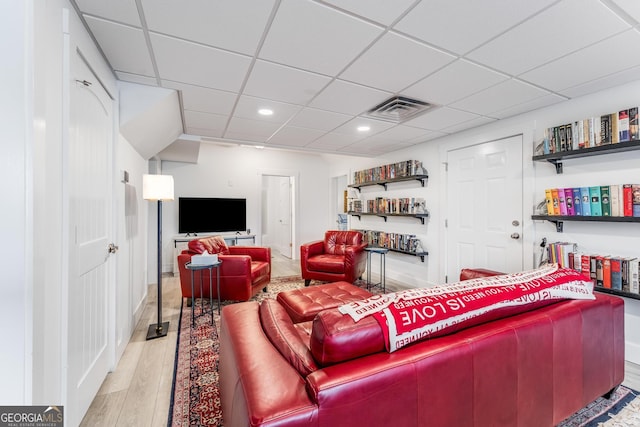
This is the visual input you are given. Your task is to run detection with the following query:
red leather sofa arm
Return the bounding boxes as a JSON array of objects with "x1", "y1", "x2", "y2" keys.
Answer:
[
  {"x1": 459, "y1": 267, "x2": 504, "y2": 281},
  {"x1": 229, "y1": 245, "x2": 271, "y2": 262},
  {"x1": 300, "y1": 240, "x2": 324, "y2": 259}
]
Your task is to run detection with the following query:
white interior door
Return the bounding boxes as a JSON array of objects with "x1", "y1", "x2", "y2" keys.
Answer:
[
  {"x1": 446, "y1": 135, "x2": 523, "y2": 282},
  {"x1": 67, "y1": 51, "x2": 114, "y2": 426},
  {"x1": 277, "y1": 177, "x2": 292, "y2": 258}
]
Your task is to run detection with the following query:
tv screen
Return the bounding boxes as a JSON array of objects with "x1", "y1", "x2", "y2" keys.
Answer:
[{"x1": 178, "y1": 197, "x2": 247, "y2": 234}]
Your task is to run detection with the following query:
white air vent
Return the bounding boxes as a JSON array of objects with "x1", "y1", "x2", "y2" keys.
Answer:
[{"x1": 366, "y1": 96, "x2": 434, "y2": 123}]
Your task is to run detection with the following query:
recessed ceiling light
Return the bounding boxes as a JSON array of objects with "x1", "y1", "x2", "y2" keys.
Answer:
[
  {"x1": 258, "y1": 108, "x2": 273, "y2": 116},
  {"x1": 357, "y1": 125, "x2": 370, "y2": 132}
]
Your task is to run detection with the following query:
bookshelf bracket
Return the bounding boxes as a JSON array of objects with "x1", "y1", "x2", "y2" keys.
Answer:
[
  {"x1": 547, "y1": 160, "x2": 563, "y2": 174},
  {"x1": 554, "y1": 220, "x2": 564, "y2": 232},
  {"x1": 416, "y1": 177, "x2": 427, "y2": 187},
  {"x1": 376, "y1": 183, "x2": 387, "y2": 190}
]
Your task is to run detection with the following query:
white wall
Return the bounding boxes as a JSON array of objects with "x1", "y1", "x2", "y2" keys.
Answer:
[{"x1": 1, "y1": 0, "x2": 31, "y2": 404}]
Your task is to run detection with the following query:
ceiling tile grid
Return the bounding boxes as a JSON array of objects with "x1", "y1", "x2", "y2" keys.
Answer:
[{"x1": 73, "y1": 0, "x2": 640, "y2": 158}]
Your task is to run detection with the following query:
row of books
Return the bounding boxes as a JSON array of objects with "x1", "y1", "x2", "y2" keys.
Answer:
[
  {"x1": 547, "y1": 242, "x2": 639, "y2": 293},
  {"x1": 541, "y1": 107, "x2": 639, "y2": 155},
  {"x1": 349, "y1": 197, "x2": 427, "y2": 214},
  {"x1": 544, "y1": 185, "x2": 640, "y2": 217},
  {"x1": 356, "y1": 229, "x2": 424, "y2": 254},
  {"x1": 353, "y1": 160, "x2": 424, "y2": 185}
]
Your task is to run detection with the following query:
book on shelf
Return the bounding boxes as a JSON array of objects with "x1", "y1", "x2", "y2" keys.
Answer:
[
  {"x1": 619, "y1": 110, "x2": 630, "y2": 142},
  {"x1": 610, "y1": 257, "x2": 622, "y2": 290},
  {"x1": 610, "y1": 184, "x2": 620, "y2": 217},
  {"x1": 600, "y1": 114, "x2": 611, "y2": 145},
  {"x1": 603, "y1": 257, "x2": 612, "y2": 289},
  {"x1": 564, "y1": 188, "x2": 575, "y2": 215},
  {"x1": 623, "y1": 184, "x2": 633, "y2": 216},
  {"x1": 572, "y1": 187, "x2": 582, "y2": 216},
  {"x1": 551, "y1": 188, "x2": 561, "y2": 215},
  {"x1": 590, "y1": 255, "x2": 598, "y2": 282},
  {"x1": 545, "y1": 189, "x2": 554, "y2": 215},
  {"x1": 630, "y1": 259, "x2": 640, "y2": 294},
  {"x1": 581, "y1": 254, "x2": 592, "y2": 280},
  {"x1": 610, "y1": 112, "x2": 619, "y2": 144},
  {"x1": 630, "y1": 107, "x2": 639, "y2": 140},
  {"x1": 558, "y1": 188, "x2": 568, "y2": 215},
  {"x1": 589, "y1": 186, "x2": 602, "y2": 216},
  {"x1": 600, "y1": 185, "x2": 611, "y2": 216},
  {"x1": 595, "y1": 256, "x2": 605, "y2": 287},
  {"x1": 580, "y1": 187, "x2": 591, "y2": 216},
  {"x1": 621, "y1": 258, "x2": 630, "y2": 293},
  {"x1": 633, "y1": 184, "x2": 640, "y2": 217}
]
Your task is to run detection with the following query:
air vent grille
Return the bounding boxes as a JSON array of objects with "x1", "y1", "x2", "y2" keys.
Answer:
[{"x1": 366, "y1": 96, "x2": 434, "y2": 123}]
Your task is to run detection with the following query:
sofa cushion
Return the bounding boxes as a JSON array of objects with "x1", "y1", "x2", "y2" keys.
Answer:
[
  {"x1": 259, "y1": 299, "x2": 318, "y2": 377},
  {"x1": 310, "y1": 308, "x2": 385, "y2": 366},
  {"x1": 188, "y1": 236, "x2": 230, "y2": 255},
  {"x1": 251, "y1": 261, "x2": 270, "y2": 282},
  {"x1": 306, "y1": 254, "x2": 346, "y2": 274},
  {"x1": 323, "y1": 230, "x2": 361, "y2": 255}
]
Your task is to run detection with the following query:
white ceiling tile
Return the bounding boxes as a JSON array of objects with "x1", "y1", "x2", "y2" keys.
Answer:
[
  {"x1": 150, "y1": 33, "x2": 252, "y2": 91},
  {"x1": 233, "y1": 96, "x2": 301, "y2": 123},
  {"x1": 77, "y1": 0, "x2": 141, "y2": 26},
  {"x1": 560, "y1": 64, "x2": 640, "y2": 98},
  {"x1": 141, "y1": 0, "x2": 275, "y2": 55},
  {"x1": 307, "y1": 132, "x2": 356, "y2": 149},
  {"x1": 224, "y1": 116, "x2": 281, "y2": 142},
  {"x1": 268, "y1": 126, "x2": 325, "y2": 146},
  {"x1": 340, "y1": 32, "x2": 455, "y2": 93},
  {"x1": 332, "y1": 117, "x2": 395, "y2": 136},
  {"x1": 440, "y1": 116, "x2": 496, "y2": 134},
  {"x1": 521, "y1": 29, "x2": 640, "y2": 92},
  {"x1": 404, "y1": 59, "x2": 509, "y2": 106},
  {"x1": 489, "y1": 93, "x2": 565, "y2": 119},
  {"x1": 288, "y1": 108, "x2": 351, "y2": 131},
  {"x1": 184, "y1": 110, "x2": 228, "y2": 131},
  {"x1": 467, "y1": 0, "x2": 631, "y2": 75},
  {"x1": 394, "y1": 0, "x2": 555, "y2": 55},
  {"x1": 609, "y1": 0, "x2": 640, "y2": 23},
  {"x1": 372, "y1": 125, "x2": 432, "y2": 142},
  {"x1": 259, "y1": 0, "x2": 383, "y2": 76},
  {"x1": 450, "y1": 79, "x2": 551, "y2": 116},
  {"x1": 84, "y1": 17, "x2": 154, "y2": 76},
  {"x1": 403, "y1": 107, "x2": 480, "y2": 131},
  {"x1": 322, "y1": 0, "x2": 416, "y2": 26},
  {"x1": 116, "y1": 71, "x2": 158, "y2": 86},
  {"x1": 309, "y1": 80, "x2": 391, "y2": 115},
  {"x1": 243, "y1": 60, "x2": 332, "y2": 105},
  {"x1": 162, "y1": 81, "x2": 237, "y2": 115}
]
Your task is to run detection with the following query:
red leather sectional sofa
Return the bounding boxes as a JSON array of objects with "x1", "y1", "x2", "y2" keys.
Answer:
[{"x1": 219, "y1": 268, "x2": 624, "y2": 427}]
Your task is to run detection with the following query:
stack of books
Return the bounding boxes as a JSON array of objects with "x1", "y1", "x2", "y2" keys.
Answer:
[{"x1": 544, "y1": 185, "x2": 640, "y2": 217}]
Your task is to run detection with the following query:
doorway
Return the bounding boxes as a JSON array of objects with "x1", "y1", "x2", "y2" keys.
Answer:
[
  {"x1": 261, "y1": 174, "x2": 294, "y2": 259},
  {"x1": 445, "y1": 135, "x2": 524, "y2": 282}
]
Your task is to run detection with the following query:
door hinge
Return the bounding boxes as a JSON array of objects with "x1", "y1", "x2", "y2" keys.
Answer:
[{"x1": 445, "y1": 219, "x2": 448, "y2": 228}]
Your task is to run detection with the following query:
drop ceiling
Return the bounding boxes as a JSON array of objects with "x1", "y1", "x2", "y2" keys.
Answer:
[{"x1": 73, "y1": 0, "x2": 640, "y2": 157}]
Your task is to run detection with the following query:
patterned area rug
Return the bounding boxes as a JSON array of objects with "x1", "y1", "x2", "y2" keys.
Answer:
[{"x1": 168, "y1": 276, "x2": 640, "y2": 427}]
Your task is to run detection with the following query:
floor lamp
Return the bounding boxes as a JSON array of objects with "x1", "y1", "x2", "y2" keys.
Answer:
[{"x1": 143, "y1": 174, "x2": 174, "y2": 340}]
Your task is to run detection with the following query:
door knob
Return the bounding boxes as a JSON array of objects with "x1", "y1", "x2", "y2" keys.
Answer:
[
  {"x1": 108, "y1": 243, "x2": 119, "y2": 254},
  {"x1": 510, "y1": 233, "x2": 520, "y2": 239}
]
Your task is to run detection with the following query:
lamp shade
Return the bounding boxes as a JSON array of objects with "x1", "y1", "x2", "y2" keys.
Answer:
[{"x1": 143, "y1": 174, "x2": 174, "y2": 201}]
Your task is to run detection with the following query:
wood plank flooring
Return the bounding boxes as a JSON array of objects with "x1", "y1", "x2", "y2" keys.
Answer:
[{"x1": 81, "y1": 254, "x2": 640, "y2": 425}]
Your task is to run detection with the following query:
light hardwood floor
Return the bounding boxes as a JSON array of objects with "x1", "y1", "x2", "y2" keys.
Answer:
[{"x1": 81, "y1": 255, "x2": 640, "y2": 425}]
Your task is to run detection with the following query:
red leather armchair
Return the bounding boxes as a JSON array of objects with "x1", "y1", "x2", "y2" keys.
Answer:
[
  {"x1": 177, "y1": 236, "x2": 270, "y2": 302},
  {"x1": 300, "y1": 230, "x2": 367, "y2": 286}
]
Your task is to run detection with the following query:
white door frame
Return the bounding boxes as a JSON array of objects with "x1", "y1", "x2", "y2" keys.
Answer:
[{"x1": 438, "y1": 124, "x2": 537, "y2": 283}]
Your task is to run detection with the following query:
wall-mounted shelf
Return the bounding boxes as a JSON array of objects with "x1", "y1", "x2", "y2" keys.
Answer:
[
  {"x1": 366, "y1": 246, "x2": 428, "y2": 262},
  {"x1": 532, "y1": 139, "x2": 640, "y2": 174},
  {"x1": 348, "y1": 174, "x2": 428, "y2": 191},
  {"x1": 531, "y1": 214, "x2": 640, "y2": 232},
  {"x1": 348, "y1": 211, "x2": 429, "y2": 224},
  {"x1": 594, "y1": 287, "x2": 640, "y2": 301}
]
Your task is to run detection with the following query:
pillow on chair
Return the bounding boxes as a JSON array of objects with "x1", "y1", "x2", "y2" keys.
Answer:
[{"x1": 188, "y1": 236, "x2": 230, "y2": 255}]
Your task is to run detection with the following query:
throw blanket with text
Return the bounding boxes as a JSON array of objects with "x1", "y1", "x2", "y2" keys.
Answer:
[{"x1": 338, "y1": 265, "x2": 594, "y2": 352}]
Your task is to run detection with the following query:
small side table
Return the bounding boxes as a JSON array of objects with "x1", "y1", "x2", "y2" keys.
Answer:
[
  {"x1": 185, "y1": 260, "x2": 222, "y2": 325},
  {"x1": 364, "y1": 246, "x2": 389, "y2": 293}
]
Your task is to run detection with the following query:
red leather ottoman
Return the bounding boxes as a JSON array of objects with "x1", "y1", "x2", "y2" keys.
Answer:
[{"x1": 276, "y1": 281, "x2": 372, "y2": 323}]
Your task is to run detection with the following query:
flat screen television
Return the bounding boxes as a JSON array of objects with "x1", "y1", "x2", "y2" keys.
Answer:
[{"x1": 178, "y1": 197, "x2": 247, "y2": 234}]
